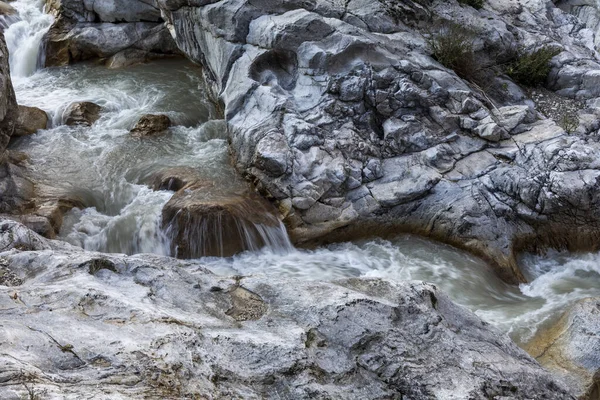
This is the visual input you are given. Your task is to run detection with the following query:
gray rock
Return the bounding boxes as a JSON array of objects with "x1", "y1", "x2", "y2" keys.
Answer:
[{"x1": 0, "y1": 219, "x2": 576, "y2": 399}]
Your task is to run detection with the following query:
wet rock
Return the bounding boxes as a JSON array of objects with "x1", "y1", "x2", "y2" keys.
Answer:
[
  {"x1": 0, "y1": 220, "x2": 576, "y2": 398},
  {"x1": 526, "y1": 297, "x2": 600, "y2": 399},
  {"x1": 14, "y1": 105, "x2": 48, "y2": 136},
  {"x1": 63, "y1": 101, "x2": 102, "y2": 126},
  {"x1": 130, "y1": 114, "x2": 171, "y2": 137},
  {"x1": 162, "y1": 188, "x2": 284, "y2": 258}
]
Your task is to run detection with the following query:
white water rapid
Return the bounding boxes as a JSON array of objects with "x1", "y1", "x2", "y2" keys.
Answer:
[{"x1": 4, "y1": 0, "x2": 600, "y2": 346}]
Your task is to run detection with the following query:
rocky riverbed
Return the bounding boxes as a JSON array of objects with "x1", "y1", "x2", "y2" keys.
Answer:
[{"x1": 1, "y1": 0, "x2": 600, "y2": 398}]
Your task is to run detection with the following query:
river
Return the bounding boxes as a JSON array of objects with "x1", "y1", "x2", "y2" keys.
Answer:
[{"x1": 4, "y1": 0, "x2": 600, "y2": 347}]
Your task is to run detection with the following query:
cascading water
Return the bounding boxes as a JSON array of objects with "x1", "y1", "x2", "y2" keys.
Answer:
[
  {"x1": 3, "y1": 0, "x2": 600, "y2": 349},
  {"x1": 3, "y1": 0, "x2": 53, "y2": 79}
]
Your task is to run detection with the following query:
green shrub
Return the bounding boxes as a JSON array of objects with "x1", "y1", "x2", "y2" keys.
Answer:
[
  {"x1": 428, "y1": 24, "x2": 478, "y2": 80},
  {"x1": 506, "y1": 46, "x2": 561, "y2": 87},
  {"x1": 458, "y1": 0, "x2": 484, "y2": 9}
]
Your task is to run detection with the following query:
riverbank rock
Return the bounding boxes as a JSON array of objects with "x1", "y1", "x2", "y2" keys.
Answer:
[
  {"x1": 162, "y1": 188, "x2": 286, "y2": 258},
  {"x1": 154, "y1": 0, "x2": 600, "y2": 283},
  {"x1": 14, "y1": 105, "x2": 48, "y2": 136},
  {"x1": 526, "y1": 297, "x2": 600, "y2": 399},
  {"x1": 63, "y1": 101, "x2": 101, "y2": 126},
  {"x1": 43, "y1": 0, "x2": 180, "y2": 66},
  {"x1": 130, "y1": 114, "x2": 171, "y2": 137},
  {"x1": 0, "y1": 218, "x2": 576, "y2": 399},
  {"x1": 0, "y1": 32, "x2": 17, "y2": 161}
]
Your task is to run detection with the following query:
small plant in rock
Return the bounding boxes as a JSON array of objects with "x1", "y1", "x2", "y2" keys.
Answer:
[
  {"x1": 506, "y1": 46, "x2": 561, "y2": 87},
  {"x1": 458, "y1": 0, "x2": 484, "y2": 9},
  {"x1": 428, "y1": 24, "x2": 478, "y2": 80},
  {"x1": 560, "y1": 114, "x2": 579, "y2": 134}
]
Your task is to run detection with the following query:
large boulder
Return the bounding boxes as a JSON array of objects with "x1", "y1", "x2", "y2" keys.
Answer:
[
  {"x1": 526, "y1": 297, "x2": 600, "y2": 399},
  {"x1": 156, "y1": 0, "x2": 600, "y2": 283},
  {"x1": 0, "y1": 219, "x2": 576, "y2": 399},
  {"x1": 43, "y1": 0, "x2": 180, "y2": 66},
  {"x1": 14, "y1": 105, "x2": 48, "y2": 136}
]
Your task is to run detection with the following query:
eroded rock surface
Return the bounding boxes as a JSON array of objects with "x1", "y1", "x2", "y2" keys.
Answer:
[
  {"x1": 152, "y1": 0, "x2": 600, "y2": 283},
  {"x1": 43, "y1": 0, "x2": 180, "y2": 66},
  {"x1": 527, "y1": 297, "x2": 600, "y2": 399},
  {"x1": 0, "y1": 219, "x2": 576, "y2": 399}
]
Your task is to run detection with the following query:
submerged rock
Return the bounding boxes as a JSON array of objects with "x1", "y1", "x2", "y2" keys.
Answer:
[
  {"x1": 14, "y1": 105, "x2": 48, "y2": 136},
  {"x1": 526, "y1": 297, "x2": 600, "y2": 399},
  {"x1": 0, "y1": 219, "x2": 576, "y2": 399},
  {"x1": 130, "y1": 114, "x2": 171, "y2": 137},
  {"x1": 63, "y1": 101, "x2": 101, "y2": 126}
]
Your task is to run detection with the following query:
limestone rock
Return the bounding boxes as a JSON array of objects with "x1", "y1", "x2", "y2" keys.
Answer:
[
  {"x1": 14, "y1": 105, "x2": 48, "y2": 136},
  {"x1": 130, "y1": 114, "x2": 171, "y2": 137},
  {"x1": 527, "y1": 297, "x2": 600, "y2": 399},
  {"x1": 0, "y1": 219, "x2": 576, "y2": 399},
  {"x1": 63, "y1": 101, "x2": 101, "y2": 126}
]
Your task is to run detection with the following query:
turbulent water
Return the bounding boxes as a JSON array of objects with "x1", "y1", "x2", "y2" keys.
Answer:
[{"x1": 4, "y1": 0, "x2": 600, "y2": 346}]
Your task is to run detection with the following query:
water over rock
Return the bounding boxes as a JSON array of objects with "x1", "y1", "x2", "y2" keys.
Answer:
[
  {"x1": 526, "y1": 297, "x2": 600, "y2": 399},
  {"x1": 14, "y1": 105, "x2": 48, "y2": 136},
  {"x1": 0, "y1": 218, "x2": 577, "y2": 399},
  {"x1": 162, "y1": 187, "x2": 289, "y2": 258}
]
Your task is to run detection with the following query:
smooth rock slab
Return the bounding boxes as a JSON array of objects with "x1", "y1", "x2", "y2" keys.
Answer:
[
  {"x1": 0, "y1": 219, "x2": 575, "y2": 399},
  {"x1": 526, "y1": 297, "x2": 600, "y2": 399}
]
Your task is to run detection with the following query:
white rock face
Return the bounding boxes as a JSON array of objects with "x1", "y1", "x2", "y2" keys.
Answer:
[{"x1": 0, "y1": 219, "x2": 575, "y2": 399}]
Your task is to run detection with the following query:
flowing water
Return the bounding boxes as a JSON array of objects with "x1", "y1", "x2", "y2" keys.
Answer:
[{"x1": 4, "y1": 0, "x2": 600, "y2": 346}]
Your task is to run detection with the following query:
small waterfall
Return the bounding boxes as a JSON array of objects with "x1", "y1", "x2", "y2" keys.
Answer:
[
  {"x1": 163, "y1": 191, "x2": 293, "y2": 258},
  {"x1": 2, "y1": 0, "x2": 54, "y2": 78}
]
